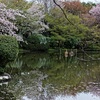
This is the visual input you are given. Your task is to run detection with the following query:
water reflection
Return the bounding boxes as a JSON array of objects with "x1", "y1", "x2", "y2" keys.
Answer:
[
  {"x1": 55, "y1": 93, "x2": 100, "y2": 100},
  {"x1": 0, "y1": 84, "x2": 16, "y2": 100},
  {"x1": 0, "y1": 51, "x2": 100, "y2": 100}
]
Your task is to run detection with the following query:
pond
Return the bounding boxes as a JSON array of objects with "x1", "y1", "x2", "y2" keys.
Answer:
[{"x1": 0, "y1": 51, "x2": 100, "y2": 100}]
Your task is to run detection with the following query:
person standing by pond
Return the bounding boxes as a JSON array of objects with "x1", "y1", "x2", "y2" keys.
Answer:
[
  {"x1": 65, "y1": 49, "x2": 68, "y2": 58},
  {"x1": 64, "y1": 49, "x2": 74, "y2": 58},
  {"x1": 69, "y1": 50, "x2": 74, "y2": 57}
]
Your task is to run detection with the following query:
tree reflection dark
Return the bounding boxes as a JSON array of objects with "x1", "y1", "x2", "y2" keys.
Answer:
[{"x1": 1, "y1": 52, "x2": 100, "y2": 100}]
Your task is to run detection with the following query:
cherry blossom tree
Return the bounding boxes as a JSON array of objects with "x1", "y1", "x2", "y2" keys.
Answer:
[
  {"x1": 27, "y1": 2, "x2": 49, "y2": 32},
  {"x1": 0, "y1": 3, "x2": 25, "y2": 41},
  {"x1": 89, "y1": 4, "x2": 100, "y2": 24},
  {"x1": 30, "y1": 0, "x2": 58, "y2": 13}
]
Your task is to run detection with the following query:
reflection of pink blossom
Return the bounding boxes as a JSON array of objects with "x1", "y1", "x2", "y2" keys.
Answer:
[
  {"x1": 0, "y1": 3, "x2": 25, "y2": 41},
  {"x1": 87, "y1": 82, "x2": 100, "y2": 97},
  {"x1": 89, "y1": 4, "x2": 100, "y2": 23}
]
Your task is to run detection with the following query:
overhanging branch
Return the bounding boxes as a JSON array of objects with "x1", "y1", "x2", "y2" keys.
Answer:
[{"x1": 53, "y1": 0, "x2": 74, "y2": 25}]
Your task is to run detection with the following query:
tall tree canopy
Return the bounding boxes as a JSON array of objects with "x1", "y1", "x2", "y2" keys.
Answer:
[{"x1": 0, "y1": 0, "x2": 32, "y2": 10}]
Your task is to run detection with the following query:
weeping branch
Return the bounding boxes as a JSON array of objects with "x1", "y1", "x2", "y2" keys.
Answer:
[
  {"x1": 77, "y1": 57, "x2": 100, "y2": 62},
  {"x1": 81, "y1": 49, "x2": 95, "y2": 60}
]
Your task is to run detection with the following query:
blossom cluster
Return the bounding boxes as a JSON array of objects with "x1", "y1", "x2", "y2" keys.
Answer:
[
  {"x1": 0, "y1": 3, "x2": 25, "y2": 40},
  {"x1": 89, "y1": 4, "x2": 100, "y2": 23},
  {"x1": 27, "y1": 3, "x2": 49, "y2": 32}
]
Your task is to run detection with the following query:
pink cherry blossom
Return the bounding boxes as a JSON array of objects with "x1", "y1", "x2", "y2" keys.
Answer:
[
  {"x1": 89, "y1": 4, "x2": 100, "y2": 23},
  {"x1": 0, "y1": 3, "x2": 25, "y2": 41}
]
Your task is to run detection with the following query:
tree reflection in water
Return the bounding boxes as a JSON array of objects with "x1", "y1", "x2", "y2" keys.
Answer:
[
  {"x1": 0, "y1": 84, "x2": 16, "y2": 100},
  {"x1": 0, "y1": 51, "x2": 100, "y2": 100}
]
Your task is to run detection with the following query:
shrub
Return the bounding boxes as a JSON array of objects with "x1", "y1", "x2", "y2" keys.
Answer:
[
  {"x1": 22, "y1": 34, "x2": 50, "y2": 51},
  {"x1": 0, "y1": 35, "x2": 19, "y2": 67}
]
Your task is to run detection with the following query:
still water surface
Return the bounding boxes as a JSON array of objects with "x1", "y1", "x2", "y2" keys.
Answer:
[{"x1": 0, "y1": 51, "x2": 100, "y2": 100}]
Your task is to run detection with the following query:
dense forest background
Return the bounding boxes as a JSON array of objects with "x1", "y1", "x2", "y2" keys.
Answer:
[{"x1": 0, "y1": 0, "x2": 100, "y2": 66}]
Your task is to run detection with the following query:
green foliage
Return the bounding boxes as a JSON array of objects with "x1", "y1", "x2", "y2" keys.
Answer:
[
  {"x1": 44, "y1": 8, "x2": 90, "y2": 48},
  {"x1": 16, "y1": 14, "x2": 38, "y2": 36},
  {"x1": 22, "y1": 34, "x2": 50, "y2": 51},
  {"x1": 0, "y1": 0, "x2": 32, "y2": 11},
  {"x1": 0, "y1": 35, "x2": 19, "y2": 67},
  {"x1": 6, "y1": 58, "x2": 23, "y2": 69}
]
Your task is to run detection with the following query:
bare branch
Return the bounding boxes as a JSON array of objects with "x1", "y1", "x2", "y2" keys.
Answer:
[{"x1": 53, "y1": 0, "x2": 74, "y2": 25}]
